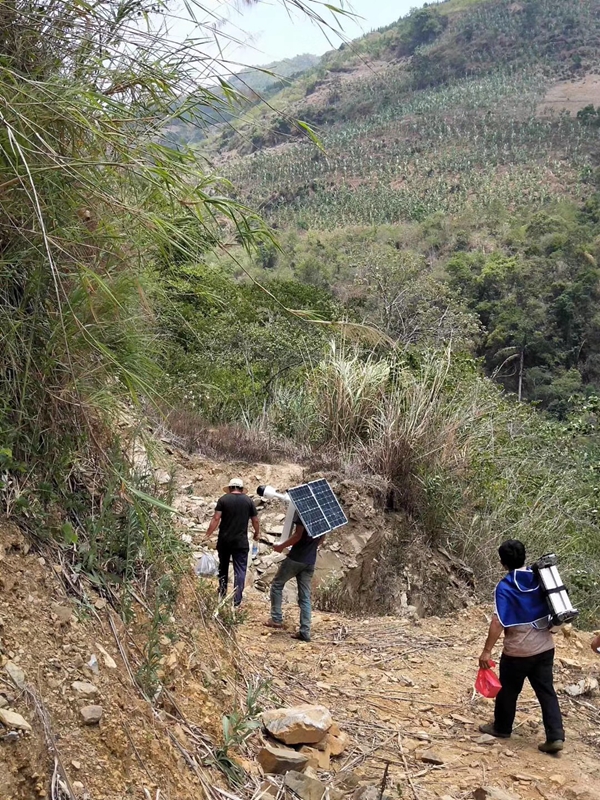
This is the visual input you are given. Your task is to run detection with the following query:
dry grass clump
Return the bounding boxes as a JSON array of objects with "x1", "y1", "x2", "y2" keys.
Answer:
[{"x1": 155, "y1": 406, "x2": 301, "y2": 464}]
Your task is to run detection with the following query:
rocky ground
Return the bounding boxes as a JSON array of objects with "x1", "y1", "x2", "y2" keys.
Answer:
[
  {"x1": 2, "y1": 448, "x2": 600, "y2": 800},
  {"x1": 236, "y1": 592, "x2": 600, "y2": 800}
]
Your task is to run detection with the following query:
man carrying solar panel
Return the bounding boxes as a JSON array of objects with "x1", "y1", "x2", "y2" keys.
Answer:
[{"x1": 265, "y1": 513, "x2": 323, "y2": 642}]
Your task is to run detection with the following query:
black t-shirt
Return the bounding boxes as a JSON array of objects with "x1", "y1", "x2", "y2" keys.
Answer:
[
  {"x1": 288, "y1": 519, "x2": 322, "y2": 566},
  {"x1": 215, "y1": 492, "x2": 258, "y2": 550}
]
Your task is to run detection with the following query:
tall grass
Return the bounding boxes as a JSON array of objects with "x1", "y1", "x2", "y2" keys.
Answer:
[
  {"x1": 311, "y1": 341, "x2": 390, "y2": 448},
  {"x1": 293, "y1": 341, "x2": 600, "y2": 621}
]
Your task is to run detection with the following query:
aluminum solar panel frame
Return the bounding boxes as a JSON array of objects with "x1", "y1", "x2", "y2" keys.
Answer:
[{"x1": 287, "y1": 479, "x2": 347, "y2": 539}]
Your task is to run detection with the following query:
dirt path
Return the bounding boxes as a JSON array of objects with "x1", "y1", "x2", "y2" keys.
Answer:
[{"x1": 238, "y1": 593, "x2": 600, "y2": 800}]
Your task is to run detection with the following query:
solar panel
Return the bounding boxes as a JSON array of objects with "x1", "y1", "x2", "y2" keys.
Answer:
[{"x1": 287, "y1": 479, "x2": 347, "y2": 539}]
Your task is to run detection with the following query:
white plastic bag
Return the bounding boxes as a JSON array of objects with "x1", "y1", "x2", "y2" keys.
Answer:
[{"x1": 195, "y1": 552, "x2": 218, "y2": 577}]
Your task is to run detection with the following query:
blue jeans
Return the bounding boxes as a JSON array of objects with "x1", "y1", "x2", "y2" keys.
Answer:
[{"x1": 270, "y1": 557, "x2": 314, "y2": 639}]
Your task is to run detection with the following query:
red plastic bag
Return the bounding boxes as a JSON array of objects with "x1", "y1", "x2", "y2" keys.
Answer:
[{"x1": 475, "y1": 662, "x2": 502, "y2": 699}]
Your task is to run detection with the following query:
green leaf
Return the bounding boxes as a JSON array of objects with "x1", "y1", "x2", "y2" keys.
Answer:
[
  {"x1": 296, "y1": 120, "x2": 324, "y2": 151},
  {"x1": 61, "y1": 522, "x2": 78, "y2": 545},
  {"x1": 123, "y1": 484, "x2": 179, "y2": 515}
]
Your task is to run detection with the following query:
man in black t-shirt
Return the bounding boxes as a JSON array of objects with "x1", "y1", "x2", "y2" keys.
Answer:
[
  {"x1": 205, "y1": 478, "x2": 259, "y2": 607},
  {"x1": 265, "y1": 514, "x2": 324, "y2": 642}
]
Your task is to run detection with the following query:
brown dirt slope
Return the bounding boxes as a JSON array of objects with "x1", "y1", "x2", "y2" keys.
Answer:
[
  {"x1": 0, "y1": 521, "x2": 241, "y2": 800},
  {"x1": 538, "y1": 75, "x2": 600, "y2": 115}
]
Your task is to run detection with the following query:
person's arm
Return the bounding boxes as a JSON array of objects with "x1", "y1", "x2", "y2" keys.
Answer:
[
  {"x1": 251, "y1": 515, "x2": 260, "y2": 541},
  {"x1": 274, "y1": 523, "x2": 303, "y2": 553},
  {"x1": 479, "y1": 615, "x2": 504, "y2": 669},
  {"x1": 205, "y1": 510, "x2": 222, "y2": 540}
]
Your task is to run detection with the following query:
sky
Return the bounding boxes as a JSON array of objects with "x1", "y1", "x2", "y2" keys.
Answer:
[{"x1": 166, "y1": 0, "x2": 424, "y2": 71}]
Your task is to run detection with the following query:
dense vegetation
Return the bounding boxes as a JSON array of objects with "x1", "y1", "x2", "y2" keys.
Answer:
[
  {"x1": 0, "y1": 0, "x2": 277, "y2": 597},
  {"x1": 3, "y1": 0, "x2": 600, "y2": 625}
]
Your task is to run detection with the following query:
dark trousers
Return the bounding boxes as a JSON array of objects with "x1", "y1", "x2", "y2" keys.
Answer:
[
  {"x1": 494, "y1": 649, "x2": 564, "y2": 742},
  {"x1": 217, "y1": 546, "x2": 248, "y2": 606}
]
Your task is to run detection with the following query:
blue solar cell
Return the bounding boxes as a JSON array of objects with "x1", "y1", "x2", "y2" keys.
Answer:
[{"x1": 288, "y1": 479, "x2": 347, "y2": 538}]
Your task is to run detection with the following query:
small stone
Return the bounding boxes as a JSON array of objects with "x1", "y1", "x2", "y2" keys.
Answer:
[
  {"x1": 261, "y1": 705, "x2": 332, "y2": 745},
  {"x1": 257, "y1": 744, "x2": 309, "y2": 775},
  {"x1": 73, "y1": 782, "x2": 84, "y2": 792},
  {"x1": 326, "y1": 728, "x2": 349, "y2": 756},
  {"x1": 559, "y1": 658, "x2": 581, "y2": 668},
  {"x1": 336, "y1": 772, "x2": 360, "y2": 792},
  {"x1": 300, "y1": 745, "x2": 330, "y2": 770},
  {"x1": 564, "y1": 677, "x2": 598, "y2": 697},
  {"x1": 472, "y1": 788, "x2": 521, "y2": 800},
  {"x1": 95, "y1": 643, "x2": 117, "y2": 670},
  {"x1": 549, "y1": 775, "x2": 566, "y2": 786},
  {"x1": 0, "y1": 708, "x2": 32, "y2": 732},
  {"x1": 155, "y1": 469, "x2": 172, "y2": 485},
  {"x1": 71, "y1": 761, "x2": 81, "y2": 770},
  {"x1": 51, "y1": 604, "x2": 72, "y2": 625},
  {"x1": 257, "y1": 780, "x2": 279, "y2": 798},
  {"x1": 285, "y1": 770, "x2": 339, "y2": 800},
  {"x1": 86, "y1": 655, "x2": 99, "y2": 674},
  {"x1": 475, "y1": 734, "x2": 498, "y2": 745},
  {"x1": 71, "y1": 681, "x2": 98, "y2": 697},
  {"x1": 420, "y1": 749, "x2": 445, "y2": 765},
  {"x1": 80, "y1": 705, "x2": 102, "y2": 725},
  {"x1": 4, "y1": 661, "x2": 25, "y2": 689},
  {"x1": 451, "y1": 714, "x2": 476, "y2": 725},
  {"x1": 565, "y1": 786, "x2": 600, "y2": 800}
]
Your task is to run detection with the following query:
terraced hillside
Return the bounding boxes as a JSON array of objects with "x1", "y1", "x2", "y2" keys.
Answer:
[{"x1": 218, "y1": 0, "x2": 600, "y2": 228}]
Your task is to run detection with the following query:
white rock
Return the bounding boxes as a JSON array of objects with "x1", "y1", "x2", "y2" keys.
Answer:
[
  {"x1": 95, "y1": 643, "x2": 117, "y2": 669},
  {"x1": 0, "y1": 708, "x2": 32, "y2": 732},
  {"x1": 71, "y1": 681, "x2": 98, "y2": 697},
  {"x1": 262, "y1": 705, "x2": 332, "y2": 745}
]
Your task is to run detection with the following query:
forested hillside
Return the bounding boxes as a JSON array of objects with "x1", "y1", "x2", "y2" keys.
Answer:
[{"x1": 199, "y1": 0, "x2": 600, "y2": 416}]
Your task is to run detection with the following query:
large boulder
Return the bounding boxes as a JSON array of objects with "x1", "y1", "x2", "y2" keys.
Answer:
[
  {"x1": 262, "y1": 705, "x2": 332, "y2": 745},
  {"x1": 257, "y1": 744, "x2": 309, "y2": 775}
]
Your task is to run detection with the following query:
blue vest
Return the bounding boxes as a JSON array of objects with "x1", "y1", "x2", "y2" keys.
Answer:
[{"x1": 494, "y1": 568, "x2": 550, "y2": 628}]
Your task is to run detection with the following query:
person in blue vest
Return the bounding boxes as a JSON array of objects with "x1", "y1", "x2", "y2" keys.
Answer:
[{"x1": 478, "y1": 539, "x2": 564, "y2": 753}]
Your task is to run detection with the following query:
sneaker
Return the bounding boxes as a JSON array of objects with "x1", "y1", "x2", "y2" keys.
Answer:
[
  {"x1": 478, "y1": 722, "x2": 511, "y2": 739},
  {"x1": 538, "y1": 740, "x2": 564, "y2": 754},
  {"x1": 264, "y1": 620, "x2": 284, "y2": 629},
  {"x1": 291, "y1": 632, "x2": 311, "y2": 642}
]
